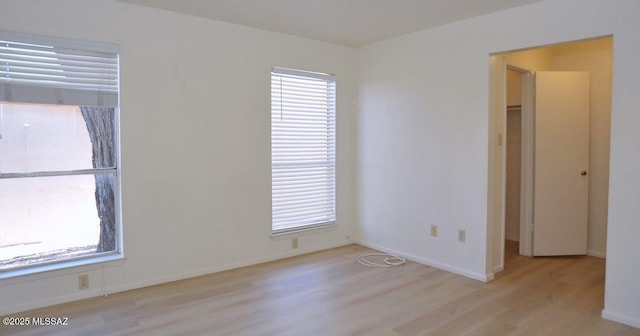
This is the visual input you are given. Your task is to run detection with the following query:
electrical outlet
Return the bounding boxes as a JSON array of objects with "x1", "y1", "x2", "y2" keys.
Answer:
[
  {"x1": 292, "y1": 238, "x2": 298, "y2": 249},
  {"x1": 78, "y1": 274, "x2": 89, "y2": 290},
  {"x1": 430, "y1": 225, "x2": 438, "y2": 237},
  {"x1": 458, "y1": 229, "x2": 466, "y2": 243}
]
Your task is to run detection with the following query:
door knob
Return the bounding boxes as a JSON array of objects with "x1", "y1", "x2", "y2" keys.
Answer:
[{"x1": 581, "y1": 171, "x2": 587, "y2": 176}]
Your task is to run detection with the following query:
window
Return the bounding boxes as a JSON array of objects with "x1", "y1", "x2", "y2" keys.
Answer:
[
  {"x1": 0, "y1": 32, "x2": 120, "y2": 273},
  {"x1": 271, "y1": 67, "x2": 336, "y2": 233}
]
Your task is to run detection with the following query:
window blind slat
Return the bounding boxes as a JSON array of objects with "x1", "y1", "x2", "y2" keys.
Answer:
[
  {"x1": 272, "y1": 192, "x2": 334, "y2": 201},
  {"x1": 0, "y1": 72, "x2": 118, "y2": 86},
  {"x1": 0, "y1": 60, "x2": 115, "y2": 75},
  {"x1": 273, "y1": 202, "x2": 335, "y2": 214},
  {"x1": 0, "y1": 53, "x2": 118, "y2": 69},
  {"x1": 272, "y1": 139, "x2": 334, "y2": 148},
  {"x1": 273, "y1": 171, "x2": 334, "y2": 178},
  {"x1": 0, "y1": 37, "x2": 119, "y2": 107},
  {"x1": 272, "y1": 180, "x2": 335, "y2": 189},
  {"x1": 273, "y1": 175, "x2": 334, "y2": 183},
  {"x1": 271, "y1": 67, "x2": 336, "y2": 232},
  {"x1": 273, "y1": 208, "x2": 335, "y2": 220}
]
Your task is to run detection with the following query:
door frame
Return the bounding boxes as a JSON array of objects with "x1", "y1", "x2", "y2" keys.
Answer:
[
  {"x1": 510, "y1": 64, "x2": 534, "y2": 257},
  {"x1": 487, "y1": 56, "x2": 534, "y2": 274}
]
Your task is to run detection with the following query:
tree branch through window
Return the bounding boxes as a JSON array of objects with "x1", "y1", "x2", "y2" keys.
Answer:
[{"x1": 81, "y1": 107, "x2": 116, "y2": 253}]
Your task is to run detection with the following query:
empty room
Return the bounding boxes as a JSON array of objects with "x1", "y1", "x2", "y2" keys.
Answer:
[{"x1": 1, "y1": 0, "x2": 640, "y2": 335}]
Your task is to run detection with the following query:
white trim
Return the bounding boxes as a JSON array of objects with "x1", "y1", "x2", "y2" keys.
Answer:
[
  {"x1": 0, "y1": 256, "x2": 124, "y2": 283},
  {"x1": 0, "y1": 168, "x2": 115, "y2": 179},
  {"x1": 487, "y1": 55, "x2": 506, "y2": 275},
  {"x1": 587, "y1": 249, "x2": 606, "y2": 259},
  {"x1": 515, "y1": 67, "x2": 535, "y2": 257},
  {"x1": 1, "y1": 287, "x2": 106, "y2": 317},
  {"x1": 488, "y1": 58, "x2": 536, "y2": 271},
  {"x1": 355, "y1": 239, "x2": 492, "y2": 282},
  {"x1": 602, "y1": 309, "x2": 640, "y2": 329},
  {"x1": 114, "y1": 106, "x2": 124, "y2": 267}
]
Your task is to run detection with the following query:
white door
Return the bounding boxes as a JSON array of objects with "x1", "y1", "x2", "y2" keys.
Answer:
[{"x1": 533, "y1": 71, "x2": 590, "y2": 256}]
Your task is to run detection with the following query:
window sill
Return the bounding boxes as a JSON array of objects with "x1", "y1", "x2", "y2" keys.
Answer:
[
  {"x1": 271, "y1": 222, "x2": 337, "y2": 240},
  {"x1": 0, "y1": 253, "x2": 125, "y2": 283}
]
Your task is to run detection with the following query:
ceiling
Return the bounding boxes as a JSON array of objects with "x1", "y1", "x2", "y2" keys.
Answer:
[{"x1": 120, "y1": 0, "x2": 542, "y2": 47}]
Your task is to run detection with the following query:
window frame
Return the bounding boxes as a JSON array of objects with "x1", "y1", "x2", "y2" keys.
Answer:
[
  {"x1": 270, "y1": 67, "x2": 337, "y2": 235},
  {"x1": 0, "y1": 31, "x2": 123, "y2": 277}
]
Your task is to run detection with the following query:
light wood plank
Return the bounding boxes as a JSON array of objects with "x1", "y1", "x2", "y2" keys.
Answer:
[{"x1": 1, "y1": 244, "x2": 638, "y2": 336}]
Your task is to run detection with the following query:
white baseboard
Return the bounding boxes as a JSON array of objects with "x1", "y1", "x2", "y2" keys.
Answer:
[
  {"x1": 1, "y1": 288, "x2": 107, "y2": 316},
  {"x1": 587, "y1": 249, "x2": 606, "y2": 259},
  {"x1": 602, "y1": 309, "x2": 640, "y2": 329},
  {"x1": 3, "y1": 240, "x2": 352, "y2": 316},
  {"x1": 109, "y1": 239, "x2": 353, "y2": 295},
  {"x1": 354, "y1": 239, "x2": 492, "y2": 282}
]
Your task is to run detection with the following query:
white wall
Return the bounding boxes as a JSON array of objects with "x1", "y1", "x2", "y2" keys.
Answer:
[
  {"x1": 356, "y1": 0, "x2": 640, "y2": 328},
  {"x1": 0, "y1": 0, "x2": 356, "y2": 314}
]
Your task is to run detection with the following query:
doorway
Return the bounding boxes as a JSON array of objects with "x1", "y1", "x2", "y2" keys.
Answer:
[{"x1": 489, "y1": 36, "x2": 613, "y2": 272}]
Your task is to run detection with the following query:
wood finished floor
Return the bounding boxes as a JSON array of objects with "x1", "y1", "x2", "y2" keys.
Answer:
[{"x1": 2, "y1": 243, "x2": 639, "y2": 336}]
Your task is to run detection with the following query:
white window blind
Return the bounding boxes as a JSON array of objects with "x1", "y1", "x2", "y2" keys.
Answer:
[
  {"x1": 271, "y1": 67, "x2": 336, "y2": 233},
  {"x1": 0, "y1": 31, "x2": 119, "y2": 107}
]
